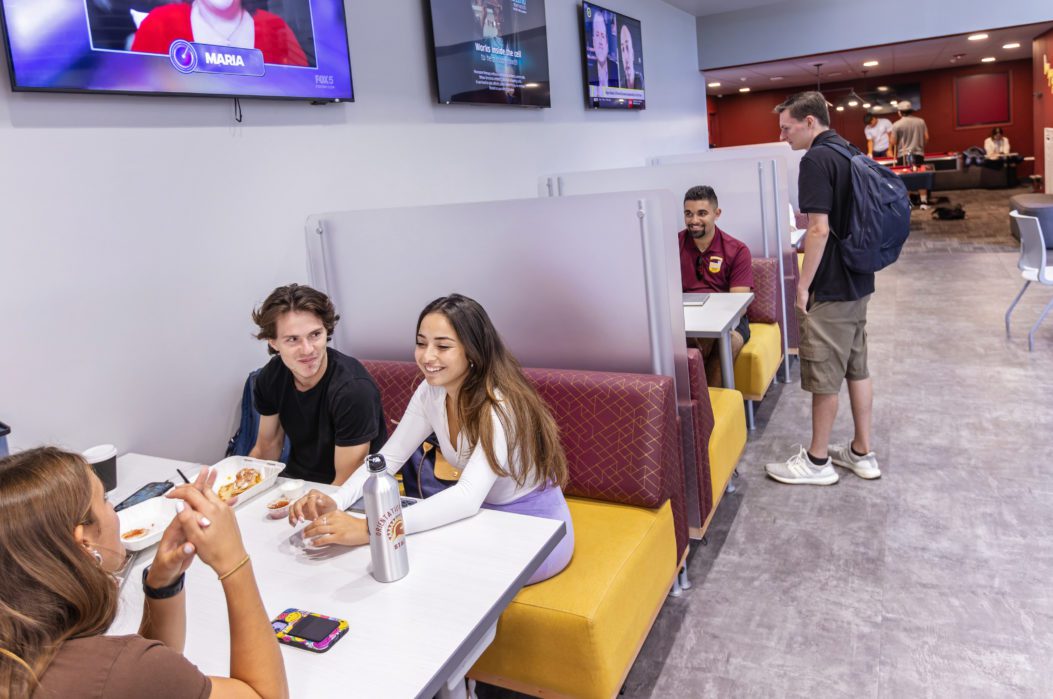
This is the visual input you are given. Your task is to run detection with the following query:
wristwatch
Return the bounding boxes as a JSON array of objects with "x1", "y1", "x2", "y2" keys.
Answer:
[{"x1": 142, "y1": 566, "x2": 186, "y2": 600}]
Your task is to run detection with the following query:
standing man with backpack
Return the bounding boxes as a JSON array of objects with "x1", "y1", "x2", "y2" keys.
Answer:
[{"x1": 766, "y1": 91, "x2": 886, "y2": 485}]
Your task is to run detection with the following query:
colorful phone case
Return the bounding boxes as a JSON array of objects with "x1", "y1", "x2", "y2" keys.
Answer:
[{"x1": 271, "y1": 608, "x2": 349, "y2": 653}]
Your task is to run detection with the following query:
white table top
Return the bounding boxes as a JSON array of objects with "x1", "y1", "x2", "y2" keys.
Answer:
[
  {"x1": 683, "y1": 292, "x2": 755, "y2": 338},
  {"x1": 110, "y1": 454, "x2": 563, "y2": 698}
]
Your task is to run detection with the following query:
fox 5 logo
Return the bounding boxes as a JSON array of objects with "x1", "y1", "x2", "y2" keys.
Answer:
[{"x1": 315, "y1": 74, "x2": 334, "y2": 85}]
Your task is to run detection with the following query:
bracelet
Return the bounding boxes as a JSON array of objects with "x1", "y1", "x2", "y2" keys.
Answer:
[
  {"x1": 218, "y1": 554, "x2": 251, "y2": 581},
  {"x1": 142, "y1": 566, "x2": 185, "y2": 600}
]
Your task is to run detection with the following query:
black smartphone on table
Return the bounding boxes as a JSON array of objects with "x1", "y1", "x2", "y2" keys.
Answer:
[{"x1": 114, "y1": 481, "x2": 174, "y2": 512}]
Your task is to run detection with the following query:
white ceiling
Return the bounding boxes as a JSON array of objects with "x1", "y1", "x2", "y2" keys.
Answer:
[
  {"x1": 703, "y1": 22, "x2": 1053, "y2": 95},
  {"x1": 663, "y1": 0, "x2": 791, "y2": 16}
]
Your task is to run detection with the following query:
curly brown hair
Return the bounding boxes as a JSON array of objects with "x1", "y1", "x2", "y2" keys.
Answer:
[{"x1": 252, "y1": 284, "x2": 339, "y2": 355}]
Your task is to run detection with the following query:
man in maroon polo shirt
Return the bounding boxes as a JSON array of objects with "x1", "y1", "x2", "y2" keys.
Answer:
[{"x1": 679, "y1": 185, "x2": 754, "y2": 387}]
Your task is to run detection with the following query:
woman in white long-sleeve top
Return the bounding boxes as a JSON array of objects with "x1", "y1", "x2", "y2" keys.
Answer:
[{"x1": 290, "y1": 293, "x2": 574, "y2": 585}]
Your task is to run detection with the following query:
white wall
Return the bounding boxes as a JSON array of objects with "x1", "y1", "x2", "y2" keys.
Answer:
[
  {"x1": 0, "y1": 0, "x2": 708, "y2": 464},
  {"x1": 698, "y1": 0, "x2": 1053, "y2": 69}
]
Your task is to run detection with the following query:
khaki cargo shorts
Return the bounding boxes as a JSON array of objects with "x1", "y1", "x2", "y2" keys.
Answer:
[{"x1": 798, "y1": 295, "x2": 871, "y2": 394}]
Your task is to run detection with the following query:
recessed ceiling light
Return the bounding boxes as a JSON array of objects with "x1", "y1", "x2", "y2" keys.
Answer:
[
  {"x1": 863, "y1": 60, "x2": 879, "y2": 67},
  {"x1": 739, "y1": 87, "x2": 751, "y2": 93},
  {"x1": 828, "y1": 71, "x2": 842, "y2": 77},
  {"x1": 835, "y1": 105, "x2": 845, "y2": 111},
  {"x1": 968, "y1": 33, "x2": 988, "y2": 41},
  {"x1": 707, "y1": 82, "x2": 721, "y2": 87},
  {"x1": 1003, "y1": 42, "x2": 1020, "y2": 49},
  {"x1": 877, "y1": 86, "x2": 889, "y2": 92},
  {"x1": 524, "y1": 82, "x2": 540, "y2": 88},
  {"x1": 848, "y1": 100, "x2": 858, "y2": 107},
  {"x1": 981, "y1": 56, "x2": 996, "y2": 63},
  {"x1": 770, "y1": 76, "x2": 784, "y2": 81}
]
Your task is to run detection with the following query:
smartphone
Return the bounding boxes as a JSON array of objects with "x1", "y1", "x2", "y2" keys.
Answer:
[
  {"x1": 114, "y1": 481, "x2": 174, "y2": 512},
  {"x1": 347, "y1": 495, "x2": 418, "y2": 514},
  {"x1": 272, "y1": 609, "x2": 349, "y2": 653}
]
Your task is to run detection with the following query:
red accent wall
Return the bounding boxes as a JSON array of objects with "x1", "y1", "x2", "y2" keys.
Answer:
[
  {"x1": 1033, "y1": 29, "x2": 1053, "y2": 178},
  {"x1": 710, "y1": 59, "x2": 1034, "y2": 171}
]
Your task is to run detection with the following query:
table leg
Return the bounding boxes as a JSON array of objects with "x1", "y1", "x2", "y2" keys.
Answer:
[{"x1": 719, "y1": 331, "x2": 735, "y2": 390}]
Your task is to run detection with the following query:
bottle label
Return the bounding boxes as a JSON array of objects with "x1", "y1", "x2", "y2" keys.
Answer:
[{"x1": 373, "y1": 506, "x2": 406, "y2": 550}]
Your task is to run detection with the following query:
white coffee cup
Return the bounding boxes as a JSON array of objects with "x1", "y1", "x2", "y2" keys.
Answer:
[{"x1": 83, "y1": 444, "x2": 118, "y2": 492}]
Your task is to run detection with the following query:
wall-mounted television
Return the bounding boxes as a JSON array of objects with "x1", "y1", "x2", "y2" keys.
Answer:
[
  {"x1": 0, "y1": 0, "x2": 353, "y2": 101},
  {"x1": 427, "y1": 0, "x2": 550, "y2": 108},
  {"x1": 581, "y1": 1, "x2": 644, "y2": 110}
]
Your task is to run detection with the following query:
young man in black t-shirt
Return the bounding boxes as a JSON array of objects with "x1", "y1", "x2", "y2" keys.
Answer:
[
  {"x1": 765, "y1": 91, "x2": 881, "y2": 486},
  {"x1": 249, "y1": 284, "x2": 386, "y2": 485}
]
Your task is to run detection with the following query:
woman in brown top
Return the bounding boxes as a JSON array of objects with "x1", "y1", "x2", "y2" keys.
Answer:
[{"x1": 0, "y1": 447, "x2": 288, "y2": 699}]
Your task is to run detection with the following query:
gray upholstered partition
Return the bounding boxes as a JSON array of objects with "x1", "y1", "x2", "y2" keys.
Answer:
[
  {"x1": 540, "y1": 155, "x2": 795, "y2": 377},
  {"x1": 306, "y1": 191, "x2": 685, "y2": 393},
  {"x1": 648, "y1": 142, "x2": 805, "y2": 211}
]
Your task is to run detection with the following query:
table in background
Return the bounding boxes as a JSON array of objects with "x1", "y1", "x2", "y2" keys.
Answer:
[
  {"x1": 110, "y1": 454, "x2": 564, "y2": 698},
  {"x1": 890, "y1": 166, "x2": 935, "y2": 193},
  {"x1": 683, "y1": 292, "x2": 754, "y2": 391}
]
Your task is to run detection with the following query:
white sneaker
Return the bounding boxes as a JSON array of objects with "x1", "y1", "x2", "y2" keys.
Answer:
[
  {"x1": 765, "y1": 446, "x2": 839, "y2": 485},
  {"x1": 829, "y1": 444, "x2": 881, "y2": 479}
]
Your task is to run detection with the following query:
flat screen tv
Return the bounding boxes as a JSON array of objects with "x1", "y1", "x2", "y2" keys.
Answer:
[
  {"x1": 428, "y1": 0, "x2": 550, "y2": 108},
  {"x1": 581, "y1": 1, "x2": 644, "y2": 110},
  {"x1": 0, "y1": 0, "x2": 353, "y2": 101}
]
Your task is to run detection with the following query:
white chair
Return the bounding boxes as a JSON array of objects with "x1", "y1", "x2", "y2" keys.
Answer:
[{"x1": 1005, "y1": 211, "x2": 1053, "y2": 351}]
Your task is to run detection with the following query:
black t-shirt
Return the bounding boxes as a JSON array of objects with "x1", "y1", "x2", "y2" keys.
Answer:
[
  {"x1": 798, "y1": 129, "x2": 876, "y2": 302},
  {"x1": 253, "y1": 348, "x2": 386, "y2": 483}
]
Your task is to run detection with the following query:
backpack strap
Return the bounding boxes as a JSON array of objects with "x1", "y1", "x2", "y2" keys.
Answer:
[{"x1": 820, "y1": 140, "x2": 857, "y2": 161}]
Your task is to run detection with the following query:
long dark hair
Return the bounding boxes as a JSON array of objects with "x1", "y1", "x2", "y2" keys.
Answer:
[
  {"x1": 417, "y1": 294, "x2": 568, "y2": 488},
  {"x1": 0, "y1": 448, "x2": 119, "y2": 697}
]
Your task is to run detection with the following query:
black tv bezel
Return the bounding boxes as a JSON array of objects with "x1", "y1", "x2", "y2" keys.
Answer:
[
  {"x1": 424, "y1": 0, "x2": 552, "y2": 109},
  {"x1": 0, "y1": 0, "x2": 355, "y2": 103},
  {"x1": 580, "y1": 0, "x2": 645, "y2": 111}
]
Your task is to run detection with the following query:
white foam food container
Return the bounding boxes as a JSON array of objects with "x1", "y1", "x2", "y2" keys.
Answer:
[
  {"x1": 198, "y1": 456, "x2": 284, "y2": 508},
  {"x1": 117, "y1": 496, "x2": 178, "y2": 552}
]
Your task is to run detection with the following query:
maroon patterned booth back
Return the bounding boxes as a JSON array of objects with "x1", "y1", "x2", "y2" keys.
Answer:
[
  {"x1": 747, "y1": 257, "x2": 779, "y2": 324},
  {"x1": 360, "y1": 360, "x2": 421, "y2": 433},
  {"x1": 685, "y1": 349, "x2": 715, "y2": 522},
  {"x1": 360, "y1": 359, "x2": 688, "y2": 560}
]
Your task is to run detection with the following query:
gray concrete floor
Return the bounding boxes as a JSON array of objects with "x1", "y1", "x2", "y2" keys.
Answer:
[{"x1": 480, "y1": 188, "x2": 1053, "y2": 699}]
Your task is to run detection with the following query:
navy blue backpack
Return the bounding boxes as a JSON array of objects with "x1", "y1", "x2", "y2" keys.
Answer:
[
  {"x1": 823, "y1": 141, "x2": 912, "y2": 273},
  {"x1": 226, "y1": 368, "x2": 291, "y2": 462}
]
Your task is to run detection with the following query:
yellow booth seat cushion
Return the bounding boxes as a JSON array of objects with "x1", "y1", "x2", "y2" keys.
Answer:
[
  {"x1": 708, "y1": 387, "x2": 747, "y2": 507},
  {"x1": 470, "y1": 497, "x2": 676, "y2": 699},
  {"x1": 733, "y1": 322, "x2": 783, "y2": 401}
]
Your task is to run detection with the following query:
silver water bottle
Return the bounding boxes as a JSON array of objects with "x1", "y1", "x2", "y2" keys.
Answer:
[{"x1": 362, "y1": 454, "x2": 409, "y2": 582}]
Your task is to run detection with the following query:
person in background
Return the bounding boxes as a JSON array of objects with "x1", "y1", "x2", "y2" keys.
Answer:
[
  {"x1": 249, "y1": 284, "x2": 386, "y2": 486},
  {"x1": 770, "y1": 91, "x2": 880, "y2": 487},
  {"x1": 618, "y1": 23, "x2": 643, "y2": 91},
  {"x1": 863, "y1": 112, "x2": 893, "y2": 158},
  {"x1": 889, "y1": 101, "x2": 930, "y2": 206},
  {"x1": 587, "y1": 9, "x2": 619, "y2": 89},
  {"x1": 678, "y1": 185, "x2": 754, "y2": 387},
  {"x1": 0, "y1": 447, "x2": 287, "y2": 699},
  {"x1": 984, "y1": 127, "x2": 1011, "y2": 158}
]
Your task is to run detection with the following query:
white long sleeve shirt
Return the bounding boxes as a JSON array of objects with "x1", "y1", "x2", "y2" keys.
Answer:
[{"x1": 331, "y1": 381, "x2": 542, "y2": 534}]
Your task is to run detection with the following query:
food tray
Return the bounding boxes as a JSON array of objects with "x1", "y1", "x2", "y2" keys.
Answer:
[
  {"x1": 198, "y1": 455, "x2": 283, "y2": 508},
  {"x1": 117, "y1": 496, "x2": 178, "y2": 552}
]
